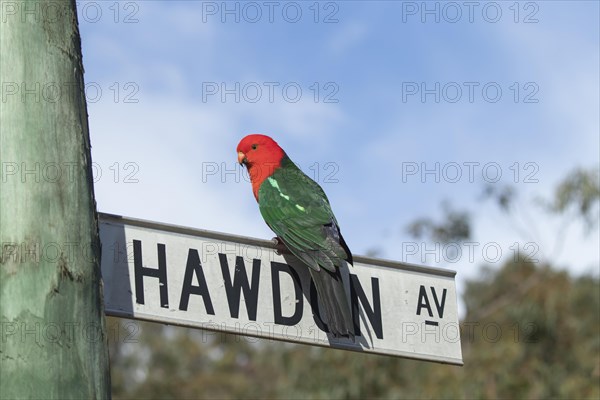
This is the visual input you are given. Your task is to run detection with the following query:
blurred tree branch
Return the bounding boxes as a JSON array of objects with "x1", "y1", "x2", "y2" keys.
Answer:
[
  {"x1": 546, "y1": 166, "x2": 600, "y2": 231},
  {"x1": 406, "y1": 201, "x2": 471, "y2": 244}
]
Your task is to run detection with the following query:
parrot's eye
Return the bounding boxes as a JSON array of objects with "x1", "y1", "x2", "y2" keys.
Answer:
[{"x1": 251, "y1": 144, "x2": 258, "y2": 150}]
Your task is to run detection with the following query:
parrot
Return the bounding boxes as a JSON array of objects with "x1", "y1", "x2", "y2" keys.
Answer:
[{"x1": 237, "y1": 134, "x2": 355, "y2": 339}]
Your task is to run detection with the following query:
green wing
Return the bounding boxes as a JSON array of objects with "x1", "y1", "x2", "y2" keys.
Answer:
[{"x1": 258, "y1": 157, "x2": 351, "y2": 272}]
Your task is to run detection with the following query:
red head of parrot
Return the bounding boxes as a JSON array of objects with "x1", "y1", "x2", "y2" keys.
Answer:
[{"x1": 237, "y1": 134, "x2": 286, "y2": 201}]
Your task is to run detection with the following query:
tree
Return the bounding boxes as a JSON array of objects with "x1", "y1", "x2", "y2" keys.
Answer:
[{"x1": 0, "y1": 1, "x2": 110, "y2": 397}]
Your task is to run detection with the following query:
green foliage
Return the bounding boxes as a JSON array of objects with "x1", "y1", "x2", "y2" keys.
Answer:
[
  {"x1": 481, "y1": 184, "x2": 516, "y2": 212},
  {"x1": 406, "y1": 202, "x2": 471, "y2": 244},
  {"x1": 461, "y1": 259, "x2": 600, "y2": 399},
  {"x1": 548, "y1": 167, "x2": 600, "y2": 230}
]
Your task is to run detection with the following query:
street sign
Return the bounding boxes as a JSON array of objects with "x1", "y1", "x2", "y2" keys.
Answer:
[{"x1": 99, "y1": 213, "x2": 463, "y2": 365}]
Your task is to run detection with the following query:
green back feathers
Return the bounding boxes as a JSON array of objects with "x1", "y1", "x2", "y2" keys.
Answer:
[{"x1": 257, "y1": 156, "x2": 350, "y2": 272}]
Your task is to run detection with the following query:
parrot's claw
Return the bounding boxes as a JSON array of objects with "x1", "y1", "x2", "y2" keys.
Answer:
[{"x1": 272, "y1": 237, "x2": 287, "y2": 256}]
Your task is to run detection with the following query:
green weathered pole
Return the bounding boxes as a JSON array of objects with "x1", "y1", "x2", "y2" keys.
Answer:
[{"x1": 0, "y1": 0, "x2": 111, "y2": 398}]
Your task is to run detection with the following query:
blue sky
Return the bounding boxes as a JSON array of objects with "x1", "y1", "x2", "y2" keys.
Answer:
[{"x1": 79, "y1": 1, "x2": 599, "y2": 306}]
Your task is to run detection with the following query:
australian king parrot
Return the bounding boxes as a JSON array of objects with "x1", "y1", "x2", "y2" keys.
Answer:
[{"x1": 237, "y1": 134, "x2": 355, "y2": 339}]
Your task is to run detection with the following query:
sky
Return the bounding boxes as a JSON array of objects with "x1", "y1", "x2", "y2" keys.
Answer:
[{"x1": 77, "y1": 0, "x2": 599, "y2": 309}]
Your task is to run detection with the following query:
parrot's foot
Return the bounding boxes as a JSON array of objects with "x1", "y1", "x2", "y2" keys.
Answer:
[{"x1": 272, "y1": 237, "x2": 288, "y2": 256}]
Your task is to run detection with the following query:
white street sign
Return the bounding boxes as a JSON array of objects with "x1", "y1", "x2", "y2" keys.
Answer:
[{"x1": 99, "y1": 213, "x2": 463, "y2": 365}]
